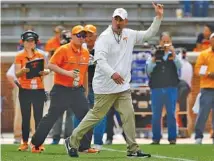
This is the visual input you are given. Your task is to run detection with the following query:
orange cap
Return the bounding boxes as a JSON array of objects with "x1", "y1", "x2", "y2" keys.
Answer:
[
  {"x1": 72, "y1": 25, "x2": 86, "y2": 35},
  {"x1": 84, "y1": 24, "x2": 97, "y2": 33}
]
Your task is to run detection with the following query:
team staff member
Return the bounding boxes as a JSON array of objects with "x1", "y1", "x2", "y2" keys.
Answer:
[
  {"x1": 9, "y1": 32, "x2": 49, "y2": 144},
  {"x1": 84, "y1": 24, "x2": 107, "y2": 150},
  {"x1": 66, "y1": 2, "x2": 163, "y2": 158},
  {"x1": 30, "y1": 25, "x2": 98, "y2": 153},
  {"x1": 50, "y1": 29, "x2": 74, "y2": 145},
  {"x1": 15, "y1": 30, "x2": 49, "y2": 151},
  {"x1": 194, "y1": 33, "x2": 214, "y2": 144},
  {"x1": 45, "y1": 25, "x2": 65, "y2": 56},
  {"x1": 17, "y1": 25, "x2": 43, "y2": 51}
]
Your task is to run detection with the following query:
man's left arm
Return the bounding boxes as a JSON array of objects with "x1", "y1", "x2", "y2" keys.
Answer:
[{"x1": 135, "y1": 2, "x2": 163, "y2": 43}]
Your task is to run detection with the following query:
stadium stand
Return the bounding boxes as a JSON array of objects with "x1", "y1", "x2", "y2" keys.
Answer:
[{"x1": 1, "y1": 0, "x2": 214, "y2": 51}]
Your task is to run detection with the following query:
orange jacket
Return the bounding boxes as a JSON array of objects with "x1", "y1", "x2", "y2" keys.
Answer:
[
  {"x1": 195, "y1": 47, "x2": 214, "y2": 88},
  {"x1": 45, "y1": 36, "x2": 61, "y2": 52}
]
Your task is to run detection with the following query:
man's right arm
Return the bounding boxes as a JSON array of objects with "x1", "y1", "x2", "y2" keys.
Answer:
[
  {"x1": 48, "y1": 47, "x2": 77, "y2": 78},
  {"x1": 48, "y1": 63, "x2": 70, "y2": 77},
  {"x1": 94, "y1": 36, "x2": 116, "y2": 78},
  {"x1": 94, "y1": 35, "x2": 124, "y2": 84},
  {"x1": 48, "y1": 46, "x2": 65, "y2": 75},
  {"x1": 96, "y1": 58, "x2": 115, "y2": 78}
]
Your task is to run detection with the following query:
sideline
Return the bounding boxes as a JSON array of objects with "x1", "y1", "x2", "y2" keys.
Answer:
[{"x1": 102, "y1": 147, "x2": 197, "y2": 161}]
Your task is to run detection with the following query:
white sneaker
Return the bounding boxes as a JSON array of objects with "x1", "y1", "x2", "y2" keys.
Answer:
[
  {"x1": 92, "y1": 144, "x2": 102, "y2": 151},
  {"x1": 13, "y1": 138, "x2": 21, "y2": 144},
  {"x1": 195, "y1": 138, "x2": 202, "y2": 144}
]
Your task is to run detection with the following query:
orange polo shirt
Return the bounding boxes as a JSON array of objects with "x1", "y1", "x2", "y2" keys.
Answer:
[
  {"x1": 45, "y1": 36, "x2": 60, "y2": 52},
  {"x1": 14, "y1": 50, "x2": 45, "y2": 89},
  {"x1": 50, "y1": 41, "x2": 89, "y2": 87},
  {"x1": 195, "y1": 47, "x2": 214, "y2": 88}
]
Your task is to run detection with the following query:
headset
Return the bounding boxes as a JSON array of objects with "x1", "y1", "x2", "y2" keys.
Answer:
[{"x1": 21, "y1": 30, "x2": 39, "y2": 44}]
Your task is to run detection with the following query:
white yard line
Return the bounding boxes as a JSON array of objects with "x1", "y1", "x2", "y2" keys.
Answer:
[{"x1": 102, "y1": 147, "x2": 197, "y2": 161}]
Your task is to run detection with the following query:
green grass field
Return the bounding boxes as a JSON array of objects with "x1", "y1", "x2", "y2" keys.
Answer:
[{"x1": 2, "y1": 144, "x2": 214, "y2": 161}]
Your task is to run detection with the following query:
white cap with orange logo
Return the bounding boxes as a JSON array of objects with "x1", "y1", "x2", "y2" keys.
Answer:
[{"x1": 112, "y1": 8, "x2": 128, "y2": 20}]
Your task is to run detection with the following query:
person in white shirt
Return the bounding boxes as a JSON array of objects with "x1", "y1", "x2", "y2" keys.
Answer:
[
  {"x1": 176, "y1": 48, "x2": 193, "y2": 137},
  {"x1": 179, "y1": 48, "x2": 193, "y2": 88},
  {"x1": 65, "y1": 3, "x2": 163, "y2": 158},
  {"x1": 177, "y1": 49, "x2": 193, "y2": 112}
]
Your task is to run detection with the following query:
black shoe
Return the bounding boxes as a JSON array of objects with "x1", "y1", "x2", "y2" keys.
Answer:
[
  {"x1": 105, "y1": 139, "x2": 112, "y2": 145},
  {"x1": 64, "y1": 137, "x2": 79, "y2": 157},
  {"x1": 127, "y1": 150, "x2": 151, "y2": 158},
  {"x1": 169, "y1": 140, "x2": 176, "y2": 145},
  {"x1": 150, "y1": 141, "x2": 160, "y2": 145}
]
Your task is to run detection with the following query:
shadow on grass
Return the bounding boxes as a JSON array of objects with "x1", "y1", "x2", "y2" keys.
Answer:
[
  {"x1": 78, "y1": 156, "x2": 124, "y2": 160},
  {"x1": 41, "y1": 152, "x2": 67, "y2": 155},
  {"x1": 38, "y1": 152, "x2": 124, "y2": 160}
]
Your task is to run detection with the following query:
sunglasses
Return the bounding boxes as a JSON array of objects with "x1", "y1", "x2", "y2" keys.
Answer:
[{"x1": 76, "y1": 33, "x2": 86, "y2": 38}]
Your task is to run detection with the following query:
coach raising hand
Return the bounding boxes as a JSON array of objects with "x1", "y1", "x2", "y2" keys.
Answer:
[{"x1": 66, "y1": 2, "x2": 163, "y2": 158}]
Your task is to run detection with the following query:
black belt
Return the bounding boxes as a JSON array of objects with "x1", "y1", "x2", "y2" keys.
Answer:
[
  {"x1": 54, "y1": 84, "x2": 83, "y2": 90},
  {"x1": 202, "y1": 88, "x2": 214, "y2": 91}
]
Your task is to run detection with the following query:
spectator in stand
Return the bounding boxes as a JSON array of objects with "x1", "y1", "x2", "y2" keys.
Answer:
[
  {"x1": 192, "y1": 1, "x2": 210, "y2": 17},
  {"x1": 182, "y1": 1, "x2": 210, "y2": 17},
  {"x1": 182, "y1": 1, "x2": 191, "y2": 17},
  {"x1": 194, "y1": 24, "x2": 214, "y2": 52},
  {"x1": 194, "y1": 33, "x2": 214, "y2": 144}
]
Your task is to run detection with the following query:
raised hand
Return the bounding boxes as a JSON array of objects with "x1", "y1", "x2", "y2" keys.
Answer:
[{"x1": 152, "y1": 2, "x2": 164, "y2": 19}]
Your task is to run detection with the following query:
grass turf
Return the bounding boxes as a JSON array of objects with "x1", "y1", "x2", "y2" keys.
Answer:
[{"x1": 1, "y1": 144, "x2": 214, "y2": 161}]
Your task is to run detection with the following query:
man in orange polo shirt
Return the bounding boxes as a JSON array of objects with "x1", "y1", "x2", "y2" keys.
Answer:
[
  {"x1": 194, "y1": 33, "x2": 214, "y2": 144},
  {"x1": 45, "y1": 25, "x2": 65, "y2": 56},
  {"x1": 30, "y1": 25, "x2": 98, "y2": 153}
]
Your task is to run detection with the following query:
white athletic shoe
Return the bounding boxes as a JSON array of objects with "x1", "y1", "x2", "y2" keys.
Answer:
[
  {"x1": 92, "y1": 144, "x2": 102, "y2": 151},
  {"x1": 195, "y1": 138, "x2": 202, "y2": 144}
]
